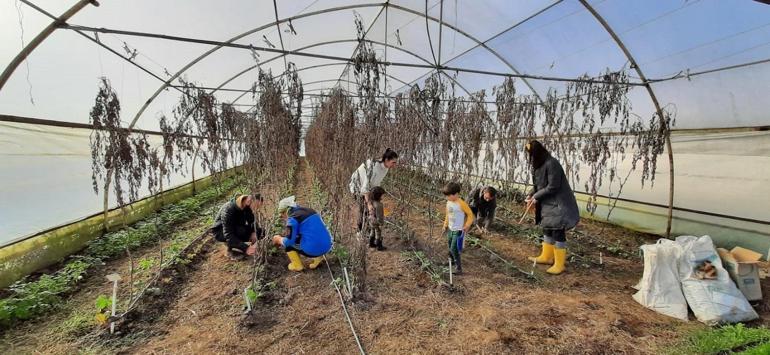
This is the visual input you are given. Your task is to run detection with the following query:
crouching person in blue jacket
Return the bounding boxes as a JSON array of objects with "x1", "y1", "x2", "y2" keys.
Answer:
[{"x1": 271, "y1": 196, "x2": 333, "y2": 272}]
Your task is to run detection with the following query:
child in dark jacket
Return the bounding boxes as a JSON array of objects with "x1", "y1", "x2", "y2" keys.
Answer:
[
  {"x1": 368, "y1": 186, "x2": 386, "y2": 251},
  {"x1": 468, "y1": 186, "x2": 497, "y2": 233}
]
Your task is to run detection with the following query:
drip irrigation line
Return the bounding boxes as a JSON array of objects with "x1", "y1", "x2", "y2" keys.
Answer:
[
  {"x1": 302, "y1": 161, "x2": 365, "y2": 354},
  {"x1": 322, "y1": 256, "x2": 366, "y2": 355},
  {"x1": 119, "y1": 227, "x2": 210, "y2": 319},
  {"x1": 381, "y1": 219, "x2": 449, "y2": 287},
  {"x1": 388, "y1": 176, "x2": 605, "y2": 266},
  {"x1": 384, "y1": 187, "x2": 537, "y2": 279}
]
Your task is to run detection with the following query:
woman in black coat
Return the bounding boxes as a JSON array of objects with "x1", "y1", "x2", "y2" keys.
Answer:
[{"x1": 525, "y1": 140, "x2": 579, "y2": 275}]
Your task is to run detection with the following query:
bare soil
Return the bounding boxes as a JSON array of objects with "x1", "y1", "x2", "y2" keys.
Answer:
[{"x1": 3, "y1": 160, "x2": 768, "y2": 354}]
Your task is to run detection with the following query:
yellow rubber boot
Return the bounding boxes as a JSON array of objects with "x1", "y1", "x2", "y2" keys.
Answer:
[
  {"x1": 286, "y1": 251, "x2": 305, "y2": 272},
  {"x1": 308, "y1": 256, "x2": 323, "y2": 270},
  {"x1": 547, "y1": 247, "x2": 567, "y2": 275},
  {"x1": 528, "y1": 243, "x2": 554, "y2": 265}
]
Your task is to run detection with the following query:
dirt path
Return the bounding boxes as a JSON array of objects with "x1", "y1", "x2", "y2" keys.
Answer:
[
  {"x1": 129, "y1": 160, "x2": 706, "y2": 354},
  {"x1": 7, "y1": 161, "x2": 755, "y2": 354},
  {"x1": 132, "y1": 160, "x2": 360, "y2": 354},
  {"x1": 370, "y1": 177, "x2": 704, "y2": 353}
]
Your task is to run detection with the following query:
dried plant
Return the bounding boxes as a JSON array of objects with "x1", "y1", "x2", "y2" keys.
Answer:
[{"x1": 89, "y1": 78, "x2": 157, "y2": 228}]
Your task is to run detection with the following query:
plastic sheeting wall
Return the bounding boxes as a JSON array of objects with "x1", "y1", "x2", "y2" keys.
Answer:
[
  {"x1": 1, "y1": 0, "x2": 769, "y2": 253},
  {"x1": 0, "y1": 121, "x2": 222, "y2": 246},
  {"x1": 465, "y1": 129, "x2": 770, "y2": 257}
]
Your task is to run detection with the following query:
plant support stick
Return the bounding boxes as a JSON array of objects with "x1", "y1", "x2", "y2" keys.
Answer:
[{"x1": 106, "y1": 273, "x2": 122, "y2": 334}]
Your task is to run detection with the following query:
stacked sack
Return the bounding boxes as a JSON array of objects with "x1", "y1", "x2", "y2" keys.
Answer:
[{"x1": 633, "y1": 235, "x2": 758, "y2": 325}]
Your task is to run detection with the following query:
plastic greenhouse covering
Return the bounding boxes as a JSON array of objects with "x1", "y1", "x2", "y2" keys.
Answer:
[{"x1": 1, "y1": 0, "x2": 769, "y2": 254}]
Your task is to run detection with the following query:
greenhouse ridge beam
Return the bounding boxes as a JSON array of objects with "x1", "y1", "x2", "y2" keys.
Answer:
[
  {"x1": 17, "y1": 0, "x2": 191, "y2": 99},
  {"x1": 386, "y1": 2, "x2": 546, "y2": 103},
  {"x1": 60, "y1": 24, "x2": 649, "y2": 87},
  {"x1": 332, "y1": 4, "x2": 385, "y2": 92},
  {"x1": 437, "y1": 0, "x2": 444, "y2": 66},
  {"x1": 14, "y1": 0, "x2": 241, "y2": 130},
  {"x1": 647, "y1": 55, "x2": 770, "y2": 83},
  {"x1": 384, "y1": 3, "x2": 389, "y2": 91},
  {"x1": 579, "y1": 0, "x2": 675, "y2": 238},
  {"x1": 439, "y1": 0, "x2": 564, "y2": 69},
  {"x1": 123, "y1": 2, "x2": 385, "y2": 130},
  {"x1": 212, "y1": 38, "x2": 429, "y2": 99}
]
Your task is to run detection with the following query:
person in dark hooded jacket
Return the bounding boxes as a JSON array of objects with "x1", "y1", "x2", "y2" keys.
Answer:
[
  {"x1": 211, "y1": 194, "x2": 264, "y2": 259},
  {"x1": 468, "y1": 185, "x2": 497, "y2": 233},
  {"x1": 525, "y1": 140, "x2": 579, "y2": 275}
]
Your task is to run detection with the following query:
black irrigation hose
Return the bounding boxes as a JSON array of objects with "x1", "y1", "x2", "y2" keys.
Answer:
[
  {"x1": 385, "y1": 189, "x2": 538, "y2": 281},
  {"x1": 392, "y1": 173, "x2": 637, "y2": 259},
  {"x1": 322, "y1": 255, "x2": 366, "y2": 355},
  {"x1": 387, "y1": 176, "x2": 605, "y2": 267},
  {"x1": 302, "y1": 162, "x2": 366, "y2": 354},
  {"x1": 118, "y1": 227, "x2": 211, "y2": 321}
]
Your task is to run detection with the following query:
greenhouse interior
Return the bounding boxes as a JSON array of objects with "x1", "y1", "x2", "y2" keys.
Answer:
[{"x1": 1, "y1": 0, "x2": 770, "y2": 353}]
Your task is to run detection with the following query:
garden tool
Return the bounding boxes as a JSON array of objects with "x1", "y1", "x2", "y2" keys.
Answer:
[{"x1": 519, "y1": 200, "x2": 534, "y2": 224}]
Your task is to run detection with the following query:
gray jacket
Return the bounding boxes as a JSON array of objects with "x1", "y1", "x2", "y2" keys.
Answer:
[{"x1": 529, "y1": 156, "x2": 580, "y2": 230}]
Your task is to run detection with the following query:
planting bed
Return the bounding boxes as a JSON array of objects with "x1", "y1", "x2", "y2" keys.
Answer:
[{"x1": 3, "y1": 161, "x2": 770, "y2": 354}]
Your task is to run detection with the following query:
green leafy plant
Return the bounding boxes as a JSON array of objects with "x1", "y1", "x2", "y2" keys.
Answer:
[
  {"x1": 94, "y1": 295, "x2": 112, "y2": 312},
  {"x1": 667, "y1": 324, "x2": 770, "y2": 355},
  {"x1": 332, "y1": 245, "x2": 351, "y2": 266},
  {"x1": 245, "y1": 287, "x2": 260, "y2": 305},
  {"x1": 137, "y1": 258, "x2": 155, "y2": 271},
  {"x1": 0, "y1": 176, "x2": 240, "y2": 327},
  {"x1": 401, "y1": 251, "x2": 446, "y2": 286},
  {"x1": 93, "y1": 294, "x2": 112, "y2": 325}
]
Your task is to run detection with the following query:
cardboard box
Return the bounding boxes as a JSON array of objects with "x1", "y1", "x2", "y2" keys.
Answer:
[{"x1": 718, "y1": 247, "x2": 763, "y2": 301}]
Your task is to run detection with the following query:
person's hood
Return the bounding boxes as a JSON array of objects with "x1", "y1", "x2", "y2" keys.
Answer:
[
  {"x1": 235, "y1": 194, "x2": 250, "y2": 209},
  {"x1": 278, "y1": 196, "x2": 297, "y2": 212}
]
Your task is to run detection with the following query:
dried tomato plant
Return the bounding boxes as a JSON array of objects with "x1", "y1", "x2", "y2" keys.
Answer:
[
  {"x1": 89, "y1": 78, "x2": 158, "y2": 228},
  {"x1": 306, "y1": 14, "x2": 676, "y2": 254}
]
